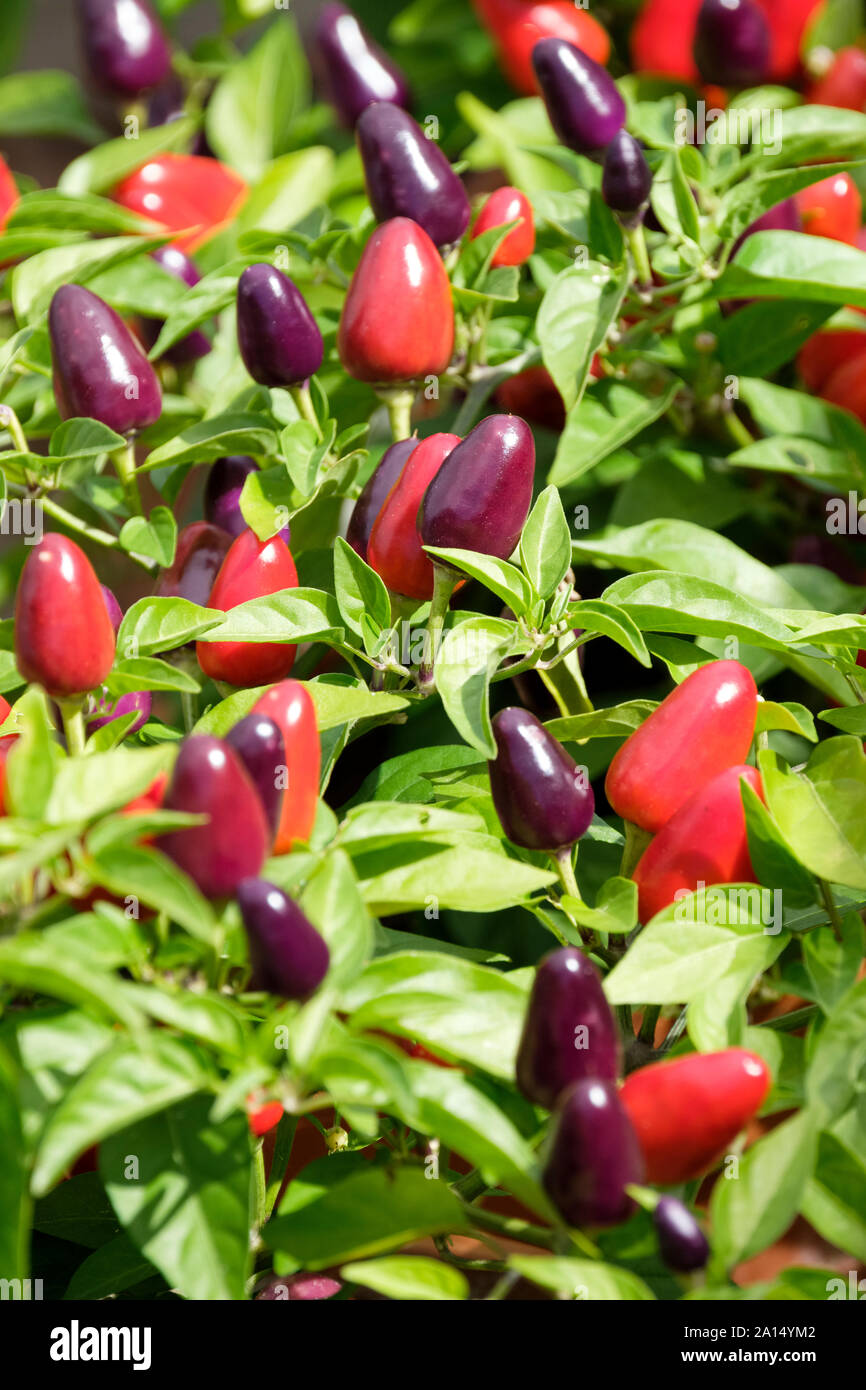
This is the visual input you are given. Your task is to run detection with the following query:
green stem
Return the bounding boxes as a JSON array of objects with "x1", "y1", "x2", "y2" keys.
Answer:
[
  {"x1": 819, "y1": 879, "x2": 844, "y2": 940},
  {"x1": 0, "y1": 403, "x2": 29, "y2": 454},
  {"x1": 625, "y1": 222, "x2": 652, "y2": 288},
  {"x1": 180, "y1": 691, "x2": 196, "y2": 734},
  {"x1": 722, "y1": 407, "x2": 755, "y2": 450},
  {"x1": 289, "y1": 382, "x2": 322, "y2": 440},
  {"x1": 377, "y1": 387, "x2": 415, "y2": 442},
  {"x1": 417, "y1": 563, "x2": 456, "y2": 695},
  {"x1": 618, "y1": 820, "x2": 653, "y2": 879},
  {"x1": 552, "y1": 845, "x2": 580, "y2": 901},
  {"x1": 58, "y1": 697, "x2": 86, "y2": 756},
  {"x1": 638, "y1": 1004, "x2": 661, "y2": 1047},
  {"x1": 111, "y1": 439, "x2": 143, "y2": 516},
  {"x1": 760, "y1": 1005, "x2": 819, "y2": 1033}
]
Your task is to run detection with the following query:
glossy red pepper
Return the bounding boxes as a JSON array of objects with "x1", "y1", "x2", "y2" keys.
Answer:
[
  {"x1": 472, "y1": 0, "x2": 611, "y2": 96},
  {"x1": 818, "y1": 352, "x2": 866, "y2": 426},
  {"x1": 632, "y1": 764, "x2": 763, "y2": 923},
  {"x1": 0, "y1": 694, "x2": 14, "y2": 815},
  {"x1": 798, "y1": 318, "x2": 866, "y2": 394},
  {"x1": 15, "y1": 534, "x2": 116, "y2": 699},
  {"x1": 248, "y1": 1098, "x2": 283, "y2": 1138},
  {"x1": 197, "y1": 530, "x2": 299, "y2": 688},
  {"x1": 495, "y1": 364, "x2": 566, "y2": 430},
  {"x1": 367, "y1": 432, "x2": 461, "y2": 599},
  {"x1": 605, "y1": 659, "x2": 758, "y2": 834},
  {"x1": 156, "y1": 521, "x2": 232, "y2": 608},
  {"x1": 337, "y1": 218, "x2": 454, "y2": 384},
  {"x1": 346, "y1": 437, "x2": 417, "y2": 562},
  {"x1": 753, "y1": 0, "x2": 823, "y2": 82},
  {"x1": 795, "y1": 172, "x2": 862, "y2": 245},
  {"x1": 619, "y1": 1048, "x2": 771, "y2": 1184},
  {"x1": 252, "y1": 679, "x2": 320, "y2": 853},
  {"x1": 806, "y1": 46, "x2": 866, "y2": 110},
  {"x1": 631, "y1": 0, "x2": 702, "y2": 83},
  {"x1": 113, "y1": 153, "x2": 248, "y2": 253},
  {"x1": 0, "y1": 154, "x2": 18, "y2": 229},
  {"x1": 471, "y1": 186, "x2": 535, "y2": 266}
]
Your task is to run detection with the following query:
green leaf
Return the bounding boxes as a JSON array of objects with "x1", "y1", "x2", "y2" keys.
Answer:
[
  {"x1": 300, "y1": 849, "x2": 372, "y2": 988},
  {"x1": 806, "y1": 977, "x2": 866, "y2": 1121},
  {"x1": 31, "y1": 1035, "x2": 210, "y2": 1197},
  {"x1": 742, "y1": 779, "x2": 818, "y2": 909},
  {"x1": 205, "y1": 18, "x2": 309, "y2": 182},
  {"x1": 358, "y1": 842, "x2": 555, "y2": 915},
  {"x1": 545, "y1": 699, "x2": 656, "y2": 743},
  {"x1": 333, "y1": 537, "x2": 390, "y2": 644},
  {"x1": 10, "y1": 233, "x2": 170, "y2": 322},
  {"x1": 719, "y1": 230, "x2": 866, "y2": 309},
  {"x1": 519, "y1": 485, "x2": 572, "y2": 599},
  {"x1": 550, "y1": 375, "x2": 681, "y2": 486},
  {"x1": 147, "y1": 257, "x2": 255, "y2": 359},
  {"x1": 435, "y1": 616, "x2": 516, "y2": 756},
  {"x1": 602, "y1": 571, "x2": 794, "y2": 651},
  {"x1": 238, "y1": 147, "x2": 335, "y2": 233},
  {"x1": 508, "y1": 1256, "x2": 655, "y2": 1300},
  {"x1": 0, "y1": 1050, "x2": 29, "y2": 1281},
  {"x1": 710, "y1": 1110, "x2": 817, "y2": 1273},
  {"x1": 58, "y1": 117, "x2": 198, "y2": 195},
  {"x1": 563, "y1": 877, "x2": 638, "y2": 936},
  {"x1": 0, "y1": 934, "x2": 143, "y2": 1031},
  {"x1": 568, "y1": 599, "x2": 651, "y2": 667},
  {"x1": 800, "y1": 1131, "x2": 866, "y2": 1265},
  {"x1": 537, "y1": 262, "x2": 627, "y2": 413},
  {"x1": 803, "y1": 914, "x2": 865, "y2": 1014},
  {"x1": 49, "y1": 417, "x2": 126, "y2": 459},
  {"x1": 101, "y1": 1095, "x2": 252, "y2": 1301},
  {"x1": 759, "y1": 739, "x2": 866, "y2": 889},
  {"x1": 716, "y1": 162, "x2": 864, "y2": 242},
  {"x1": 45, "y1": 745, "x2": 174, "y2": 825},
  {"x1": 64, "y1": 1234, "x2": 155, "y2": 1301},
  {"x1": 5, "y1": 687, "x2": 60, "y2": 820},
  {"x1": 116, "y1": 596, "x2": 223, "y2": 658},
  {"x1": 200, "y1": 588, "x2": 343, "y2": 647},
  {"x1": 0, "y1": 69, "x2": 103, "y2": 143},
  {"x1": 341, "y1": 1256, "x2": 468, "y2": 1301},
  {"x1": 424, "y1": 549, "x2": 534, "y2": 616},
  {"x1": 119, "y1": 507, "x2": 177, "y2": 568},
  {"x1": 140, "y1": 412, "x2": 278, "y2": 472},
  {"x1": 86, "y1": 845, "x2": 218, "y2": 944}
]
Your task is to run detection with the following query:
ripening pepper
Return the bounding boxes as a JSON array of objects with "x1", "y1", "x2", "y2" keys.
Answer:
[
  {"x1": 224, "y1": 713, "x2": 285, "y2": 839},
  {"x1": 49, "y1": 285, "x2": 162, "y2": 437},
  {"x1": 0, "y1": 154, "x2": 18, "y2": 229},
  {"x1": 15, "y1": 534, "x2": 116, "y2": 699},
  {"x1": 731, "y1": 196, "x2": 801, "y2": 260},
  {"x1": 532, "y1": 37, "x2": 626, "y2": 157},
  {"x1": 252, "y1": 679, "x2": 320, "y2": 853},
  {"x1": 140, "y1": 245, "x2": 210, "y2": 365},
  {"x1": 418, "y1": 414, "x2": 535, "y2": 562},
  {"x1": 601, "y1": 131, "x2": 653, "y2": 220},
  {"x1": 489, "y1": 708, "x2": 595, "y2": 852},
  {"x1": 77, "y1": 0, "x2": 171, "y2": 97},
  {"x1": 495, "y1": 365, "x2": 566, "y2": 431},
  {"x1": 472, "y1": 0, "x2": 611, "y2": 96},
  {"x1": 204, "y1": 455, "x2": 290, "y2": 545},
  {"x1": 631, "y1": 0, "x2": 701, "y2": 82},
  {"x1": 471, "y1": 186, "x2": 535, "y2": 266},
  {"x1": 542, "y1": 1078, "x2": 644, "y2": 1228},
  {"x1": 237, "y1": 877, "x2": 330, "y2": 999},
  {"x1": 819, "y1": 353, "x2": 866, "y2": 426},
  {"x1": 355, "y1": 104, "x2": 470, "y2": 248},
  {"x1": 236, "y1": 264, "x2": 323, "y2": 389},
  {"x1": 367, "y1": 432, "x2": 461, "y2": 599},
  {"x1": 345, "y1": 437, "x2": 417, "y2": 561},
  {"x1": 156, "y1": 521, "x2": 231, "y2": 608},
  {"x1": 653, "y1": 1196, "x2": 710, "y2": 1272},
  {"x1": 337, "y1": 218, "x2": 455, "y2": 383},
  {"x1": 84, "y1": 585, "x2": 151, "y2": 736},
  {"x1": 693, "y1": 0, "x2": 770, "y2": 88},
  {"x1": 619, "y1": 1048, "x2": 771, "y2": 1184},
  {"x1": 113, "y1": 153, "x2": 248, "y2": 253},
  {"x1": 632, "y1": 764, "x2": 764, "y2": 923},
  {"x1": 257, "y1": 1274, "x2": 342, "y2": 1301},
  {"x1": 248, "y1": 1098, "x2": 283, "y2": 1138},
  {"x1": 798, "y1": 316, "x2": 866, "y2": 395},
  {"x1": 605, "y1": 659, "x2": 758, "y2": 834},
  {"x1": 197, "y1": 529, "x2": 299, "y2": 688},
  {"x1": 516, "y1": 947, "x2": 619, "y2": 1109},
  {"x1": 158, "y1": 736, "x2": 269, "y2": 898},
  {"x1": 0, "y1": 693, "x2": 16, "y2": 813},
  {"x1": 312, "y1": 3, "x2": 411, "y2": 127},
  {"x1": 806, "y1": 47, "x2": 866, "y2": 111},
  {"x1": 796, "y1": 173, "x2": 862, "y2": 245}
]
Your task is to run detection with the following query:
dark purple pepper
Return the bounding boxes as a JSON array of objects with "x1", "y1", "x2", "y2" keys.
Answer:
[
  {"x1": 203, "y1": 456, "x2": 291, "y2": 545},
  {"x1": 155, "y1": 521, "x2": 231, "y2": 607},
  {"x1": 731, "y1": 196, "x2": 800, "y2": 258},
  {"x1": 542, "y1": 1078, "x2": 644, "y2": 1228},
  {"x1": 49, "y1": 285, "x2": 162, "y2": 436},
  {"x1": 516, "y1": 948, "x2": 619, "y2": 1108},
  {"x1": 355, "y1": 103, "x2": 471, "y2": 248},
  {"x1": 140, "y1": 245, "x2": 211, "y2": 366},
  {"x1": 418, "y1": 414, "x2": 534, "y2": 562},
  {"x1": 100, "y1": 584, "x2": 124, "y2": 633},
  {"x1": 157, "y1": 736, "x2": 269, "y2": 898},
  {"x1": 314, "y1": 3, "x2": 411, "y2": 128},
  {"x1": 532, "y1": 38, "x2": 626, "y2": 157},
  {"x1": 224, "y1": 713, "x2": 285, "y2": 839},
  {"x1": 77, "y1": 0, "x2": 171, "y2": 97},
  {"x1": 346, "y1": 436, "x2": 417, "y2": 561},
  {"x1": 237, "y1": 877, "x2": 330, "y2": 1000},
  {"x1": 602, "y1": 131, "x2": 653, "y2": 220},
  {"x1": 653, "y1": 1196, "x2": 710, "y2": 1272},
  {"x1": 693, "y1": 0, "x2": 770, "y2": 88},
  {"x1": 237, "y1": 264, "x2": 323, "y2": 389},
  {"x1": 86, "y1": 687, "x2": 152, "y2": 736},
  {"x1": 488, "y1": 707, "x2": 595, "y2": 851}
]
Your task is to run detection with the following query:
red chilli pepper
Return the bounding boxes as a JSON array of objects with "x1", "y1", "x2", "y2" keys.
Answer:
[
  {"x1": 472, "y1": 0, "x2": 611, "y2": 96},
  {"x1": 806, "y1": 46, "x2": 866, "y2": 111},
  {"x1": 197, "y1": 530, "x2": 299, "y2": 688},
  {"x1": 796, "y1": 172, "x2": 862, "y2": 245},
  {"x1": 471, "y1": 186, "x2": 535, "y2": 266},
  {"x1": 632, "y1": 764, "x2": 764, "y2": 923},
  {"x1": 252, "y1": 679, "x2": 320, "y2": 853},
  {"x1": 337, "y1": 218, "x2": 455, "y2": 384},
  {"x1": 605, "y1": 659, "x2": 758, "y2": 834},
  {"x1": 247, "y1": 1098, "x2": 284, "y2": 1138},
  {"x1": 820, "y1": 352, "x2": 866, "y2": 426},
  {"x1": 619, "y1": 1048, "x2": 771, "y2": 1184},
  {"x1": 0, "y1": 154, "x2": 18, "y2": 228},
  {"x1": 113, "y1": 153, "x2": 248, "y2": 253},
  {"x1": 798, "y1": 317, "x2": 866, "y2": 394},
  {"x1": 367, "y1": 432, "x2": 461, "y2": 599},
  {"x1": 15, "y1": 534, "x2": 116, "y2": 699}
]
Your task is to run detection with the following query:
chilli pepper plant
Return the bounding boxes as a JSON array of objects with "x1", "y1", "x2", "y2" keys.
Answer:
[{"x1": 1, "y1": 0, "x2": 866, "y2": 1310}]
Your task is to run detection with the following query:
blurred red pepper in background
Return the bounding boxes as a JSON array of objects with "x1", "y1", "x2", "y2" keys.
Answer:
[{"x1": 114, "y1": 153, "x2": 248, "y2": 252}]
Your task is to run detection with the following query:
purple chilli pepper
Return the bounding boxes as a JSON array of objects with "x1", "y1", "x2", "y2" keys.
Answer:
[
  {"x1": 237, "y1": 877, "x2": 330, "y2": 1000},
  {"x1": 418, "y1": 414, "x2": 535, "y2": 562},
  {"x1": 602, "y1": 131, "x2": 653, "y2": 224},
  {"x1": 532, "y1": 37, "x2": 625, "y2": 158},
  {"x1": 224, "y1": 713, "x2": 285, "y2": 840},
  {"x1": 84, "y1": 585, "x2": 151, "y2": 736},
  {"x1": 355, "y1": 103, "x2": 471, "y2": 248},
  {"x1": 488, "y1": 707, "x2": 595, "y2": 852},
  {"x1": 140, "y1": 245, "x2": 211, "y2": 366},
  {"x1": 76, "y1": 0, "x2": 171, "y2": 98},
  {"x1": 236, "y1": 264, "x2": 324, "y2": 389},
  {"x1": 653, "y1": 1196, "x2": 710, "y2": 1273},
  {"x1": 345, "y1": 436, "x2": 417, "y2": 561},
  {"x1": 693, "y1": 0, "x2": 770, "y2": 88},
  {"x1": 100, "y1": 584, "x2": 124, "y2": 633},
  {"x1": 542, "y1": 1078, "x2": 644, "y2": 1228},
  {"x1": 515, "y1": 947, "x2": 620, "y2": 1109},
  {"x1": 203, "y1": 456, "x2": 290, "y2": 546},
  {"x1": 157, "y1": 736, "x2": 269, "y2": 898},
  {"x1": 49, "y1": 285, "x2": 162, "y2": 436},
  {"x1": 313, "y1": 3, "x2": 411, "y2": 128},
  {"x1": 731, "y1": 196, "x2": 801, "y2": 257}
]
